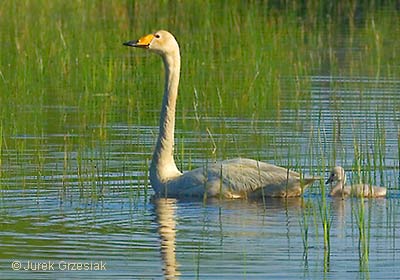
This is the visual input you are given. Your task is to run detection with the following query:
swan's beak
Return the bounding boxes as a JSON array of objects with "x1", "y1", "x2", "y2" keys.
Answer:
[{"x1": 123, "y1": 33, "x2": 154, "y2": 48}]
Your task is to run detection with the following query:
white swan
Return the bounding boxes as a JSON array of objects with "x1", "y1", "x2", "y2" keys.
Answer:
[
  {"x1": 123, "y1": 30, "x2": 318, "y2": 199},
  {"x1": 326, "y1": 166, "x2": 387, "y2": 198}
]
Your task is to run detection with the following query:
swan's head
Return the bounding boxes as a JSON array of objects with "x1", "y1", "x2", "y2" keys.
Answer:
[
  {"x1": 326, "y1": 166, "x2": 346, "y2": 184},
  {"x1": 123, "y1": 30, "x2": 179, "y2": 56}
]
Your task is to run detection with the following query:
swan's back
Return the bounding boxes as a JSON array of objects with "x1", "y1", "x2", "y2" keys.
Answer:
[{"x1": 155, "y1": 158, "x2": 318, "y2": 198}]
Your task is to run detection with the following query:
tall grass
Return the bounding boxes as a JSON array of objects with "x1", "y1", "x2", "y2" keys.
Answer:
[
  {"x1": 315, "y1": 112, "x2": 332, "y2": 256},
  {"x1": 0, "y1": 122, "x2": 2, "y2": 180},
  {"x1": 0, "y1": 1, "x2": 398, "y2": 199},
  {"x1": 299, "y1": 200, "x2": 313, "y2": 260}
]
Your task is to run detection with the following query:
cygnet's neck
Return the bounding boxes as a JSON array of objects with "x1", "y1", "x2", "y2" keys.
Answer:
[
  {"x1": 150, "y1": 49, "x2": 182, "y2": 187},
  {"x1": 329, "y1": 176, "x2": 346, "y2": 196}
]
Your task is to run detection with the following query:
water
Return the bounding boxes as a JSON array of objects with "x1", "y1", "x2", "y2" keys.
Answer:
[
  {"x1": 2, "y1": 76, "x2": 400, "y2": 278},
  {"x1": 1, "y1": 1, "x2": 400, "y2": 279},
  {"x1": 1, "y1": 188, "x2": 398, "y2": 279}
]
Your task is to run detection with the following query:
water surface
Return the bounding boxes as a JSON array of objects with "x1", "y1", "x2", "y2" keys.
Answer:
[{"x1": 1, "y1": 1, "x2": 400, "y2": 279}]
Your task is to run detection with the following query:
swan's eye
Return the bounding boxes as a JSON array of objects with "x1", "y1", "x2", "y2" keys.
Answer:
[{"x1": 155, "y1": 34, "x2": 160, "y2": 38}]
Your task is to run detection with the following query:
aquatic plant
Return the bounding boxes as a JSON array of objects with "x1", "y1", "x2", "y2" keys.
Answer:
[
  {"x1": 299, "y1": 200, "x2": 312, "y2": 259},
  {"x1": 0, "y1": 0, "x2": 397, "y2": 203}
]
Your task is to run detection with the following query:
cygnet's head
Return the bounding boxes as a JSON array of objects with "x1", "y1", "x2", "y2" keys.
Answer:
[
  {"x1": 326, "y1": 166, "x2": 346, "y2": 184},
  {"x1": 123, "y1": 30, "x2": 179, "y2": 56}
]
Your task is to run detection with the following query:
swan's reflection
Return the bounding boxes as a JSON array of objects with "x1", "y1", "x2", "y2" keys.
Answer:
[
  {"x1": 154, "y1": 197, "x2": 180, "y2": 279},
  {"x1": 152, "y1": 196, "x2": 306, "y2": 279}
]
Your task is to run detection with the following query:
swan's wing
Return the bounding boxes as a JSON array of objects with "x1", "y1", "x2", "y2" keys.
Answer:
[
  {"x1": 168, "y1": 158, "x2": 317, "y2": 198},
  {"x1": 351, "y1": 184, "x2": 387, "y2": 197},
  {"x1": 206, "y1": 158, "x2": 316, "y2": 197}
]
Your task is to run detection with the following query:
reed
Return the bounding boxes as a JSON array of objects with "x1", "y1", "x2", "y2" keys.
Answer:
[
  {"x1": 0, "y1": 122, "x2": 2, "y2": 180},
  {"x1": 398, "y1": 129, "x2": 400, "y2": 190},
  {"x1": 0, "y1": 0, "x2": 398, "y2": 202},
  {"x1": 352, "y1": 196, "x2": 372, "y2": 274},
  {"x1": 316, "y1": 111, "x2": 332, "y2": 253},
  {"x1": 374, "y1": 112, "x2": 386, "y2": 185},
  {"x1": 143, "y1": 158, "x2": 150, "y2": 201},
  {"x1": 299, "y1": 200, "x2": 312, "y2": 259}
]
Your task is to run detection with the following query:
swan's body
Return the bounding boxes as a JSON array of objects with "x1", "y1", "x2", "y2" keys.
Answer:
[
  {"x1": 326, "y1": 166, "x2": 387, "y2": 198},
  {"x1": 124, "y1": 30, "x2": 318, "y2": 199}
]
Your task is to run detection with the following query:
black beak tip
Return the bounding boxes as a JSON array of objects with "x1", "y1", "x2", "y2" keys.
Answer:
[
  {"x1": 325, "y1": 178, "x2": 331, "y2": 185},
  {"x1": 123, "y1": 41, "x2": 136, "y2": 47}
]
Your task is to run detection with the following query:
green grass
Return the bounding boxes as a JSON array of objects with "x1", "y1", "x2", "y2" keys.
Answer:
[{"x1": 0, "y1": 1, "x2": 399, "y2": 199}]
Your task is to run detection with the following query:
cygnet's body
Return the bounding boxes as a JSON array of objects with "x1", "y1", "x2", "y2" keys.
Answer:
[{"x1": 326, "y1": 166, "x2": 386, "y2": 198}]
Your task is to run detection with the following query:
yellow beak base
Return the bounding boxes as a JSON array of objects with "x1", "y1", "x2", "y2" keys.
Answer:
[{"x1": 123, "y1": 33, "x2": 154, "y2": 48}]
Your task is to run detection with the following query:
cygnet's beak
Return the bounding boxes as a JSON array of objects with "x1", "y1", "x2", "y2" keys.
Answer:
[
  {"x1": 123, "y1": 33, "x2": 154, "y2": 48},
  {"x1": 325, "y1": 174, "x2": 334, "y2": 184}
]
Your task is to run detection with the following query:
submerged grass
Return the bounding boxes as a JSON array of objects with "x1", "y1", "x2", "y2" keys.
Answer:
[{"x1": 354, "y1": 196, "x2": 371, "y2": 273}]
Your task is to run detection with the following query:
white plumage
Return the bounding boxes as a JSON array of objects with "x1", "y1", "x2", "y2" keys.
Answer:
[
  {"x1": 124, "y1": 30, "x2": 318, "y2": 199},
  {"x1": 326, "y1": 166, "x2": 386, "y2": 198}
]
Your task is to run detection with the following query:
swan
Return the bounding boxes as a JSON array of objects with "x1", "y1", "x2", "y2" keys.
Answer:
[
  {"x1": 123, "y1": 30, "x2": 318, "y2": 199},
  {"x1": 326, "y1": 166, "x2": 387, "y2": 198}
]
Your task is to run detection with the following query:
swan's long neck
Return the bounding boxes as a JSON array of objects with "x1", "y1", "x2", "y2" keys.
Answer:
[{"x1": 150, "y1": 49, "x2": 182, "y2": 187}]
